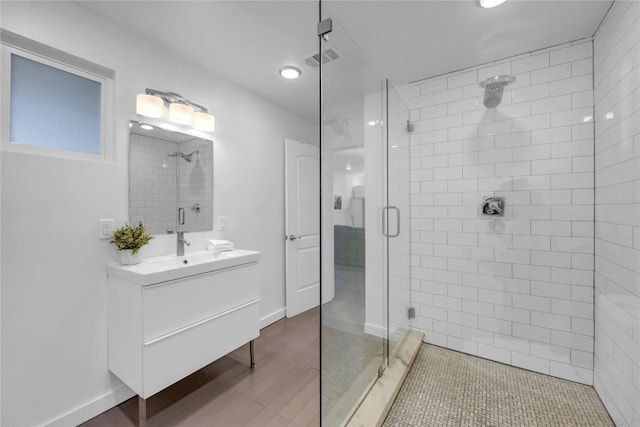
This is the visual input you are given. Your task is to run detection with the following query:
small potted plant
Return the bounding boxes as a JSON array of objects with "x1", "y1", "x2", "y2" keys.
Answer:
[{"x1": 110, "y1": 222, "x2": 153, "y2": 265}]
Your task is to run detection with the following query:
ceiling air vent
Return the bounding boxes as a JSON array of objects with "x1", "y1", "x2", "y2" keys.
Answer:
[{"x1": 303, "y1": 47, "x2": 340, "y2": 68}]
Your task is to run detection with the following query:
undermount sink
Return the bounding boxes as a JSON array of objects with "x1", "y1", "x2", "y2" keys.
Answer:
[{"x1": 107, "y1": 249, "x2": 261, "y2": 286}]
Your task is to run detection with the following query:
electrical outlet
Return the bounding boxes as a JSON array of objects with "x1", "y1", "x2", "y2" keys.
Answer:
[{"x1": 98, "y1": 219, "x2": 114, "y2": 239}]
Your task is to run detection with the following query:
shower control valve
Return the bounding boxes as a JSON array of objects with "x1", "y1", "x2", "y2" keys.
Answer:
[{"x1": 480, "y1": 197, "x2": 505, "y2": 217}]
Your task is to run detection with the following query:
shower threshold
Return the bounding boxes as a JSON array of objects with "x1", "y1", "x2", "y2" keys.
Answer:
[{"x1": 337, "y1": 329, "x2": 424, "y2": 427}]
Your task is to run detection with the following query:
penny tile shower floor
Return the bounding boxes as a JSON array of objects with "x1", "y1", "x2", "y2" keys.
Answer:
[{"x1": 384, "y1": 344, "x2": 614, "y2": 427}]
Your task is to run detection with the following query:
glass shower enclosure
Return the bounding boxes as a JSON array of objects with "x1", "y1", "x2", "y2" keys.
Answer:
[{"x1": 319, "y1": 6, "x2": 412, "y2": 425}]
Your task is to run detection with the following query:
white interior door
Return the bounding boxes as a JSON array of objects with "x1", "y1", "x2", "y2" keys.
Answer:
[{"x1": 285, "y1": 138, "x2": 320, "y2": 318}]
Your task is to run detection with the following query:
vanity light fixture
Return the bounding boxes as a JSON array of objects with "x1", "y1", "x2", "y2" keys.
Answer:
[
  {"x1": 135, "y1": 89, "x2": 216, "y2": 132},
  {"x1": 279, "y1": 66, "x2": 302, "y2": 80},
  {"x1": 136, "y1": 94, "x2": 164, "y2": 118},
  {"x1": 169, "y1": 103, "x2": 195, "y2": 125},
  {"x1": 477, "y1": 0, "x2": 507, "y2": 8},
  {"x1": 193, "y1": 111, "x2": 216, "y2": 132}
]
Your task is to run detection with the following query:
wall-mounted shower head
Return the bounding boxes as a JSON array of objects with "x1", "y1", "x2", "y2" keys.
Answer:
[
  {"x1": 479, "y1": 75, "x2": 516, "y2": 108},
  {"x1": 181, "y1": 150, "x2": 199, "y2": 163},
  {"x1": 167, "y1": 150, "x2": 199, "y2": 162}
]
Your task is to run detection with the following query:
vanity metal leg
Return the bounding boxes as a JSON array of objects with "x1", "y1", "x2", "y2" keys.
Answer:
[
  {"x1": 138, "y1": 396, "x2": 147, "y2": 427},
  {"x1": 250, "y1": 339, "x2": 255, "y2": 369}
]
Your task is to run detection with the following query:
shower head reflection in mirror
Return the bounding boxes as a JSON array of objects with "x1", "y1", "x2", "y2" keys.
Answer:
[{"x1": 168, "y1": 150, "x2": 200, "y2": 163}]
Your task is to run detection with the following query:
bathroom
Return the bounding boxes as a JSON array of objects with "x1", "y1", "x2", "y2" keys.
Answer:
[{"x1": 1, "y1": 1, "x2": 638, "y2": 426}]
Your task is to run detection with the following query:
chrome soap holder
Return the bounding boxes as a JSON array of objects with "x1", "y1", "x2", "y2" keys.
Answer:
[{"x1": 481, "y1": 197, "x2": 505, "y2": 216}]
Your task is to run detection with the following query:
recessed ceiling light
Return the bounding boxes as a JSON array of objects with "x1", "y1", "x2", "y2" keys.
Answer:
[
  {"x1": 279, "y1": 66, "x2": 302, "y2": 80},
  {"x1": 346, "y1": 163, "x2": 352, "y2": 171},
  {"x1": 477, "y1": 0, "x2": 507, "y2": 8},
  {"x1": 140, "y1": 124, "x2": 154, "y2": 130}
]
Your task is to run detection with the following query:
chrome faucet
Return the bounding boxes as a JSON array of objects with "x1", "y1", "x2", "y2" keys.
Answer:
[{"x1": 176, "y1": 231, "x2": 190, "y2": 256}]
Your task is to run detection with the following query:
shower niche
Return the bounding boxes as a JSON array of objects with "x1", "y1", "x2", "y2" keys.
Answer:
[{"x1": 128, "y1": 120, "x2": 213, "y2": 235}]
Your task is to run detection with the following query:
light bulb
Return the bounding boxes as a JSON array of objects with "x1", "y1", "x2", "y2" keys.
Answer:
[{"x1": 279, "y1": 66, "x2": 302, "y2": 79}]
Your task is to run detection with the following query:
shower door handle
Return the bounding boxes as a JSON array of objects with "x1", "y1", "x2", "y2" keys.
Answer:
[
  {"x1": 178, "y1": 208, "x2": 185, "y2": 225},
  {"x1": 382, "y1": 206, "x2": 400, "y2": 238}
]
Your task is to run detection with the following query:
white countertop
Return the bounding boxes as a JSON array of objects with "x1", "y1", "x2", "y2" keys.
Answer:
[{"x1": 107, "y1": 249, "x2": 261, "y2": 286}]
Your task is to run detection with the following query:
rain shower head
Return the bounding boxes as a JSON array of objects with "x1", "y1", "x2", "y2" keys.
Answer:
[{"x1": 479, "y1": 75, "x2": 516, "y2": 108}]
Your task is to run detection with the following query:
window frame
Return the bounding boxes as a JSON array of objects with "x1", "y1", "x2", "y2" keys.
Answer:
[{"x1": 1, "y1": 38, "x2": 114, "y2": 162}]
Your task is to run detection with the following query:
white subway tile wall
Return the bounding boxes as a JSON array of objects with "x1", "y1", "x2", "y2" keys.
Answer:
[
  {"x1": 593, "y1": 1, "x2": 640, "y2": 426},
  {"x1": 129, "y1": 134, "x2": 177, "y2": 234},
  {"x1": 403, "y1": 40, "x2": 596, "y2": 384}
]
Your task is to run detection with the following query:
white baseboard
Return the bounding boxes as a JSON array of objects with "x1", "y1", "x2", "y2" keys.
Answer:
[
  {"x1": 364, "y1": 322, "x2": 385, "y2": 338},
  {"x1": 45, "y1": 383, "x2": 134, "y2": 427},
  {"x1": 260, "y1": 307, "x2": 286, "y2": 329}
]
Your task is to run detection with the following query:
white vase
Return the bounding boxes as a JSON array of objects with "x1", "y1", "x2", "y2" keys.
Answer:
[{"x1": 118, "y1": 249, "x2": 141, "y2": 265}]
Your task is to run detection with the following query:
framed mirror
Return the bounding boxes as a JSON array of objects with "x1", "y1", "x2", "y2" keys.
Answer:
[{"x1": 128, "y1": 121, "x2": 213, "y2": 235}]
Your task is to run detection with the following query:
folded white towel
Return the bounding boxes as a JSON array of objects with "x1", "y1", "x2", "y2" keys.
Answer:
[
  {"x1": 208, "y1": 239, "x2": 233, "y2": 247},
  {"x1": 207, "y1": 239, "x2": 234, "y2": 254}
]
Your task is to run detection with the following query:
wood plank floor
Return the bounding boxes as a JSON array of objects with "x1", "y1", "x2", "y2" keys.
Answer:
[{"x1": 83, "y1": 308, "x2": 319, "y2": 427}]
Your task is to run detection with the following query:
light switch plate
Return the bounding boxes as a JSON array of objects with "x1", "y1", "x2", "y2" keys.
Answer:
[{"x1": 218, "y1": 216, "x2": 227, "y2": 231}]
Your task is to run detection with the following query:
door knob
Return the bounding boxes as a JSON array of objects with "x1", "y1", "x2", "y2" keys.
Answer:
[{"x1": 288, "y1": 234, "x2": 301, "y2": 241}]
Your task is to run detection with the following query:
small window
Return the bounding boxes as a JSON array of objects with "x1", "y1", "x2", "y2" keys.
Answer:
[
  {"x1": 10, "y1": 54, "x2": 101, "y2": 155},
  {"x1": 1, "y1": 34, "x2": 113, "y2": 161}
]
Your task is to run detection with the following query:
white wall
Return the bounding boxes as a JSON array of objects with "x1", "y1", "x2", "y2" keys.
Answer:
[
  {"x1": 0, "y1": 2, "x2": 317, "y2": 426},
  {"x1": 402, "y1": 40, "x2": 596, "y2": 384},
  {"x1": 593, "y1": 1, "x2": 640, "y2": 426}
]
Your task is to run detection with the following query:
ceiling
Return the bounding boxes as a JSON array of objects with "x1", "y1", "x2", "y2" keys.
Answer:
[{"x1": 80, "y1": 1, "x2": 613, "y2": 124}]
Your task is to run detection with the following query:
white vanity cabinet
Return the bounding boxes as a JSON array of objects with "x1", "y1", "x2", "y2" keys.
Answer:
[{"x1": 106, "y1": 250, "x2": 260, "y2": 406}]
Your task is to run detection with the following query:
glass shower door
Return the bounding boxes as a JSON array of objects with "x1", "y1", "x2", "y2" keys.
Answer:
[
  {"x1": 319, "y1": 6, "x2": 412, "y2": 426},
  {"x1": 319, "y1": 8, "x2": 385, "y2": 426}
]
